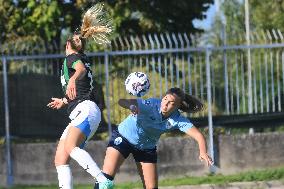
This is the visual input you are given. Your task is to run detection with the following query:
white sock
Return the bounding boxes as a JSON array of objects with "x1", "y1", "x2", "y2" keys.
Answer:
[
  {"x1": 56, "y1": 164, "x2": 73, "y2": 189},
  {"x1": 70, "y1": 147, "x2": 107, "y2": 182}
]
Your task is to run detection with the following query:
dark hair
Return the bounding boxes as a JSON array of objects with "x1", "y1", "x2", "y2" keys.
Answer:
[
  {"x1": 67, "y1": 34, "x2": 86, "y2": 53},
  {"x1": 166, "y1": 87, "x2": 204, "y2": 113}
]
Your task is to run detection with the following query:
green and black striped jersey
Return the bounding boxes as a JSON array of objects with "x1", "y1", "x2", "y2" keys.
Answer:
[{"x1": 60, "y1": 53, "x2": 94, "y2": 113}]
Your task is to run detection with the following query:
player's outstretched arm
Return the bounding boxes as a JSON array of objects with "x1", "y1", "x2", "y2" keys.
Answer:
[
  {"x1": 118, "y1": 99, "x2": 139, "y2": 114},
  {"x1": 185, "y1": 126, "x2": 214, "y2": 167},
  {"x1": 47, "y1": 97, "x2": 68, "y2": 110}
]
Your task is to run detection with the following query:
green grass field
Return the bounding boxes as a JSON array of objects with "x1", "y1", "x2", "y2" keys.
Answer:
[{"x1": 2, "y1": 166, "x2": 284, "y2": 189}]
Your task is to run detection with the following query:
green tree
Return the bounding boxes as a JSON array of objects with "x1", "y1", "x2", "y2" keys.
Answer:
[
  {"x1": 0, "y1": 0, "x2": 213, "y2": 53},
  {"x1": 207, "y1": 0, "x2": 246, "y2": 46},
  {"x1": 0, "y1": 0, "x2": 63, "y2": 53},
  {"x1": 0, "y1": 0, "x2": 84, "y2": 53},
  {"x1": 250, "y1": 0, "x2": 284, "y2": 32},
  {"x1": 209, "y1": 0, "x2": 284, "y2": 46},
  {"x1": 107, "y1": 0, "x2": 214, "y2": 35}
]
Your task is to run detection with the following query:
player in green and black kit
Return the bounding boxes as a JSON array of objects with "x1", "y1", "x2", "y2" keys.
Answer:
[
  {"x1": 47, "y1": 3, "x2": 113, "y2": 189},
  {"x1": 60, "y1": 51, "x2": 94, "y2": 114}
]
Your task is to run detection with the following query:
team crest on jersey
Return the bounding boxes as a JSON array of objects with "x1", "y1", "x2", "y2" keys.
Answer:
[
  {"x1": 143, "y1": 100, "x2": 151, "y2": 105},
  {"x1": 114, "y1": 137, "x2": 123, "y2": 145}
]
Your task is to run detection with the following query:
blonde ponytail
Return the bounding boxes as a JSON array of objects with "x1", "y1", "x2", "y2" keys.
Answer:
[{"x1": 80, "y1": 3, "x2": 112, "y2": 45}]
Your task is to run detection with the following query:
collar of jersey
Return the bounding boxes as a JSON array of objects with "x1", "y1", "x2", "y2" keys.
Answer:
[{"x1": 159, "y1": 108, "x2": 179, "y2": 121}]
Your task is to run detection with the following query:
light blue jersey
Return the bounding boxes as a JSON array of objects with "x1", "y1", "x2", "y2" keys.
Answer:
[{"x1": 118, "y1": 98, "x2": 193, "y2": 150}]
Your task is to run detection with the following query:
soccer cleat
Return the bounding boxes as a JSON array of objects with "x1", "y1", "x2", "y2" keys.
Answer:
[{"x1": 94, "y1": 179, "x2": 114, "y2": 189}]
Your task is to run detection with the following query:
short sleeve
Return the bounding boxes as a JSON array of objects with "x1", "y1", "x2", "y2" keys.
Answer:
[
  {"x1": 71, "y1": 60, "x2": 82, "y2": 69},
  {"x1": 177, "y1": 116, "x2": 193, "y2": 133},
  {"x1": 66, "y1": 54, "x2": 81, "y2": 68}
]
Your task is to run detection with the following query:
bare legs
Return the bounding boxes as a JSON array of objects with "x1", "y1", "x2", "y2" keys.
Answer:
[
  {"x1": 55, "y1": 126, "x2": 106, "y2": 189},
  {"x1": 136, "y1": 162, "x2": 158, "y2": 189},
  {"x1": 102, "y1": 147, "x2": 158, "y2": 189}
]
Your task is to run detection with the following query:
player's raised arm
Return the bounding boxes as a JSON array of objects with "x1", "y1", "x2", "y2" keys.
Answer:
[{"x1": 185, "y1": 126, "x2": 213, "y2": 167}]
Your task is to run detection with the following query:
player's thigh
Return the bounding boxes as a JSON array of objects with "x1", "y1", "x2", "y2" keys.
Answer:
[
  {"x1": 65, "y1": 100, "x2": 100, "y2": 151},
  {"x1": 137, "y1": 162, "x2": 158, "y2": 189},
  {"x1": 102, "y1": 147, "x2": 126, "y2": 177},
  {"x1": 64, "y1": 125, "x2": 86, "y2": 153},
  {"x1": 54, "y1": 139, "x2": 70, "y2": 166}
]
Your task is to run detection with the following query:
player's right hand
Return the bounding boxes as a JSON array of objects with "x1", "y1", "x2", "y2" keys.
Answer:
[
  {"x1": 47, "y1": 98, "x2": 64, "y2": 110},
  {"x1": 199, "y1": 152, "x2": 214, "y2": 167}
]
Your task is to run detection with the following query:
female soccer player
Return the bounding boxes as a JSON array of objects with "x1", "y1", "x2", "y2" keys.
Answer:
[
  {"x1": 47, "y1": 4, "x2": 113, "y2": 189},
  {"x1": 97, "y1": 87, "x2": 213, "y2": 189}
]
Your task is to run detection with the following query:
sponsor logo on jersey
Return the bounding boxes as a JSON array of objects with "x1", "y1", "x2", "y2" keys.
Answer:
[{"x1": 166, "y1": 120, "x2": 174, "y2": 129}]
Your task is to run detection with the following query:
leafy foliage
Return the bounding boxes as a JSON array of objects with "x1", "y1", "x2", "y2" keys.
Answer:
[
  {"x1": 210, "y1": 0, "x2": 284, "y2": 46},
  {"x1": 0, "y1": 0, "x2": 63, "y2": 53},
  {"x1": 0, "y1": 0, "x2": 213, "y2": 54},
  {"x1": 250, "y1": 0, "x2": 284, "y2": 32},
  {"x1": 105, "y1": 0, "x2": 214, "y2": 35}
]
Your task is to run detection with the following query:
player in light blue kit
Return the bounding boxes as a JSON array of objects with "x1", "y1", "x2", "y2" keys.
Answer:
[{"x1": 96, "y1": 87, "x2": 213, "y2": 189}]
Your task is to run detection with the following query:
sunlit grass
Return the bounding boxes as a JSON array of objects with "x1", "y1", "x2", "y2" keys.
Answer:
[{"x1": 3, "y1": 166, "x2": 284, "y2": 189}]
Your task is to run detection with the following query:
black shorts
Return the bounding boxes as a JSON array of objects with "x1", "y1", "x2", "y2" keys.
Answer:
[{"x1": 107, "y1": 129, "x2": 157, "y2": 163}]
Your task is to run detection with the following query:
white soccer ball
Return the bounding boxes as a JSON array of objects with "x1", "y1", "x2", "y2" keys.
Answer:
[{"x1": 125, "y1": 72, "x2": 150, "y2": 97}]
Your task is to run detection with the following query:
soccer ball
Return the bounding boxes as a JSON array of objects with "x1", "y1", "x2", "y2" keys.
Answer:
[{"x1": 125, "y1": 72, "x2": 150, "y2": 97}]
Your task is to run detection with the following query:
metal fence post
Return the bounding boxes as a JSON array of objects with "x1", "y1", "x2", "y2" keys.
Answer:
[
  {"x1": 205, "y1": 49, "x2": 215, "y2": 173},
  {"x1": 245, "y1": 0, "x2": 253, "y2": 115},
  {"x1": 223, "y1": 32, "x2": 229, "y2": 115},
  {"x1": 3, "y1": 56, "x2": 13, "y2": 187},
  {"x1": 104, "y1": 52, "x2": 112, "y2": 138}
]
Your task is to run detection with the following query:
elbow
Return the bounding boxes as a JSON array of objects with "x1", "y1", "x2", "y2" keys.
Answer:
[
  {"x1": 118, "y1": 99, "x2": 124, "y2": 106},
  {"x1": 193, "y1": 132, "x2": 205, "y2": 143}
]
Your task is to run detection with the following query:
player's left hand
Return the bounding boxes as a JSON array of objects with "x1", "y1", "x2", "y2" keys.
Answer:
[
  {"x1": 199, "y1": 152, "x2": 214, "y2": 167},
  {"x1": 66, "y1": 77, "x2": 76, "y2": 100},
  {"x1": 47, "y1": 98, "x2": 64, "y2": 109}
]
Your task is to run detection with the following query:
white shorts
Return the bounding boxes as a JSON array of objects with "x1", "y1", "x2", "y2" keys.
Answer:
[{"x1": 60, "y1": 100, "x2": 101, "y2": 148}]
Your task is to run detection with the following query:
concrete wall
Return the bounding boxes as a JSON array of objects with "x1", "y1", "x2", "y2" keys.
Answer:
[
  {"x1": 219, "y1": 132, "x2": 284, "y2": 174},
  {"x1": 1, "y1": 132, "x2": 284, "y2": 186}
]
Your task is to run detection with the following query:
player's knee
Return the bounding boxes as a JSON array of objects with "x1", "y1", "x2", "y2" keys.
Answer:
[
  {"x1": 63, "y1": 140, "x2": 78, "y2": 155},
  {"x1": 64, "y1": 145, "x2": 75, "y2": 155},
  {"x1": 54, "y1": 155, "x2": 66, "y2": 166}
]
